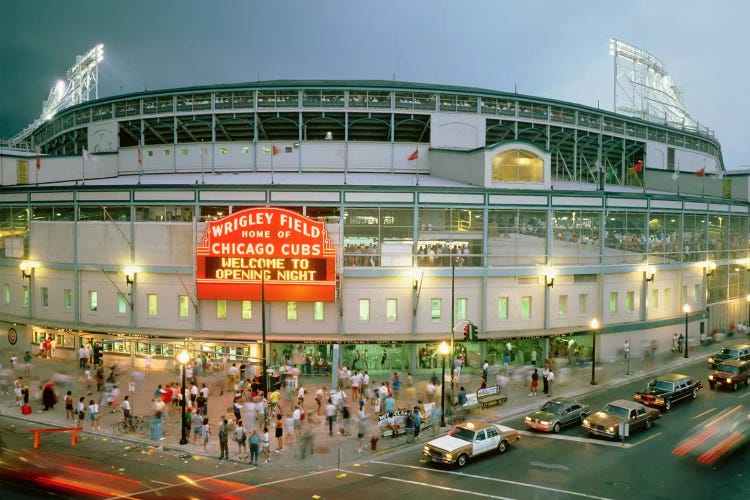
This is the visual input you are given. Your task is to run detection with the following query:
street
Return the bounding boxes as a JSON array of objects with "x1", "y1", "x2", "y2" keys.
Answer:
[{"x1": 1, "y1": 359, "x2": 748, "y2": 499}]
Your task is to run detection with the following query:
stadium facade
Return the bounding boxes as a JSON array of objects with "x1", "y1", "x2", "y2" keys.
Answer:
[{"x1": 1, "y1": 80, "x2": 749, "y2": 375}]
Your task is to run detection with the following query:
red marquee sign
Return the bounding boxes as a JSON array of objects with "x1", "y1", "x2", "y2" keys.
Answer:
[{"x1": 196, "y1": 207, "x2": 336, "y2": 302}]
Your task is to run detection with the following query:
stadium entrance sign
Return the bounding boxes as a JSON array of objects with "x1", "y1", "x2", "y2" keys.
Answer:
[{"x1": 197, "y1": 207, "x2": 336, "y2": 301}]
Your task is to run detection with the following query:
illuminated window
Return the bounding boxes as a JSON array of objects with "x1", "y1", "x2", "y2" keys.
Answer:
[
  {"x1": 179, "y1": 296, "x2": 190, "y2": 318},
  {"x1": 147, "y1": 150, "x2": 154, "y2": 157},
  {"x1": 452, "y1": 298, "x2": 465, "y2": 321},
  {"x1": 287, "y1": 301, "x2": 298, "y2": 321},
  {"x1": 626, "y1": 291, "x2": 635, "y2": 313},
  {"x1": 431, "y1": 298, "x2": 442, "y2": 320},
  {"x1": 242, "y1": 300, "x2": 252, "y2": 319},
  {"x1": 359, "y1": 299, "x2": 370, "y2": 321},
  {"x1": 41, "y1": 287, "x2": 48, "y2": 307},
  {"x1": 216, "y1": 300, "x2": 227, "y2": 319},
  {"x1": 558, "y1": 295, "x2": 568, "y2": 317},
  {"x1": 664, "y1": 288, "x2": 671, "y2": 309},
  {"x1": 241, "y1": 146, "x2": 249, "y2": 154},
  {"x1": 651, "y1": 289, "x2": 659, "y2": 310},
  {"x1": 386, "y1": 299, "x2": 397, "y2": 321},
  {"x1": 23, "y1": 285, "x2": 29, "y2": 306},
  {"x1": 498, "y1": 297, "x2": 508, "y2": 320},
  {"x1": 610, "y1": 292, "x2": 618, "y2": 313},
  {"x1": 64, "y1": 289, "x2": 72, "y2": 309},
  {"x1": 89, "y1": 291, "x2": 98, "y2": 312},
  {"x1": 181, "y1": 148, "x2": 189, "y2": 155},
  {"x1": 681, "y1": 285, "x2": 687, "y2": 305},
  {"x1": 3, "y1": 283, "x2": 9, "y2": 304},
  {"x1": 147, "y1": 294, "x2": 157, "y2": 316},
  {"x1": 164, "y1": 149, "x2": 170, "y2": 157},
  {"x1": 521, "y1": 296, "x2": 532, "y2": 320},
  {"x1": 313, "y1": 302, "x2": 324, "y2": 321},
  {"x1": 220, "y1": 147, "x2": 228, "y2": 154},
  {"x1": 118, "y1": 293, "x2": 128, "y2": 314},
  {"x1": 491, "y1": 149, "x2": 544, "y2": 182},
  {"x1": 579, "y1": 293, "x2": 588, "y2": 314}
]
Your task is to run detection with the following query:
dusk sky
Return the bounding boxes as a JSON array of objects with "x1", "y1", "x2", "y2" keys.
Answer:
[{"x1": 2, "y1": 0, "x2": 748, "y2": 168}]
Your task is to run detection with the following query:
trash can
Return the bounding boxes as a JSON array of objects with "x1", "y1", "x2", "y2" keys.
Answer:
[
  {"x1": 150, "y1": 417, "x2": 163, "y2": 440},
  {"x1": 370, "y1": 436, "x2": 379, "y2": 451}
]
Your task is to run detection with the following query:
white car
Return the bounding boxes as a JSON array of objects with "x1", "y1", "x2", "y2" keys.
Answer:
[{"x1": 422, "y1": 420, "x2": 520, "y2": 467}]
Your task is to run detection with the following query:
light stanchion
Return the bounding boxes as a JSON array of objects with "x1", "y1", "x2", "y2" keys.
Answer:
[
  {"x1": 177, "y1": 349, "x2": 189, "y2": 445},
  {"x1": 439, "y1": 341, "x2": 449, "y2": 427}
]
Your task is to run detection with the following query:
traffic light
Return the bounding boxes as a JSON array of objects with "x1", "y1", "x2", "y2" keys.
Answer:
[
  {"x1": 463, "y1": 325, "x2": 470, "y2": 341},
  {"x1": 470, "y1": 323, "x2": 479, "y2": 342}
]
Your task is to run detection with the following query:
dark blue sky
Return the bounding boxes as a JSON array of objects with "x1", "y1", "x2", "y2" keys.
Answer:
[{"x1": 2, "y1": 0, "x2": 748, "y2": 168}]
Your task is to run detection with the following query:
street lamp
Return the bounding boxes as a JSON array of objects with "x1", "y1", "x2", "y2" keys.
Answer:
[
  {"x1": 177, "y1": 349, "x2": 189, "y2": 445},
  {"x1": 590, "y1": 318, "x2": 599, "y2": 385},
  {"x1": 683, "y1": 304, "x2": 690, "y2": 359},
  {"x1": 439, "y1": 341, "x2": 449, "y2": 427}
]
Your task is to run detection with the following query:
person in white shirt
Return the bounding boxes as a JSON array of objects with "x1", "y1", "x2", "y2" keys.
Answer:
[
  {"x1": 362, "y1": 371, "x2": 370, "y2": 401},
  {"x1": 351, "y1": 371, "x2": 361, "y2": 401},
  {"x1": 292, "y1": 405, "x2": 302, "y2": 438},
  {"x1": 546, "y1": 369, "x2": 555, "y2": 397}
]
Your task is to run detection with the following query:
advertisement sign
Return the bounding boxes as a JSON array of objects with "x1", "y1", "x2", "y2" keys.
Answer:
[{"x1": 197, "y1": 207, "x2": 336, "y2": 301}]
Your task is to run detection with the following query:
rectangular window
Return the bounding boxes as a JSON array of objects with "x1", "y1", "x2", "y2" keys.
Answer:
[
  {"x1": 147, "y1": 294, "x2": 157, "y2": 316},
  {"x1": 681, "y1": 285, "x2": 688, "y2": 305},
  {"x1": 456, "y1": 298, "x2": 467, "y2": 321},
  {"x1": 117, "y1": 293, "x2": 128, "y2": 314},
  {"x1": 609, "y1": 292, "x2": 618, "y2": 314},
  {"x1": 178, "y1": 295, "x2": 190, "y2": 318},
  {"x1": 64, "y1": 289, "x2": 72, "y2": 309},
  {"x1": 3, "y1": 283, "x2": 9, "y2": 304},
  {"x1": 242, "y1": 300, "x2": 252, "y2": 319},
  {"x1": 23, "y1": 285, "x2": 29, "y2": 306},
  {"x1": 164, "y1": 149, "x2": 170, "y2": 157},
  {"x1": 358, "y1": 299, "x2": 369, "y2": 321},
  {"x1": 521, "y1": 296, "x2": 532, "y2": 320},
  {"x1": 651, "y1": 289, "x2": 659, "y2": 310},
  {"x1": 287, "y1": 301, "x2": 298, "y2": 321},
  {"x1": 41, "y1": 287, "x2": 49, "y2": 307},
  {"x1": 626, "y1": 291, "x2": 635, "y2": 313},
  {"x1": 216, "y1": 299, "x2": 227, "y2": 319},
  {"x1": 558, "y1": 294, "x2": 568, "y2": 317},
  {"x1": 241, "y1": 146, "x2": 249, "y2": 154},
  {"x1": 313, "y1": 301, "x2": 324, "y2": 321},
  {"x1": 220, "y1": 147, "x2": 228, "y2": 154},
  {"x1": 89, "y1": 291, "x2": 98, "y2": 312},
  {"x1": 498, "y1": 297, "x2": 509, "y2": 320},
  {"x1": 579, "y1": 293, "x2": 588, "y2": 314},
  {"x1": 386, "y1": 299, "x2": 397, "y2": 322},
  {"x1": 694, "y1": 284, "x2": 700, "y2": 302},
  {"x1": 181, "y1": 148, "x2": 189, "y2": 155},
  {"x1": 664, "y1": 288, "x2": 671, "y2": 309},
  {"x1": 431, "y1": 298, "x2": 442, "y2": 320}
]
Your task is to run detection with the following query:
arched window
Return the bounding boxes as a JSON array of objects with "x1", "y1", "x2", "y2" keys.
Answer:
[{"x1": 492, "y1": 149, "x2": 544, "y2": 182}]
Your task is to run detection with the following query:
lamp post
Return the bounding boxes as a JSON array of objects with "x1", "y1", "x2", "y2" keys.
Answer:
[
  {"x1": 439, "y1": 341, "x2": 449, "y2": 427},
  {"x1": 177, "y1": 349, "x2": 189, "y2": 445},
  {"x1": 590, "y1": 318, "x2": 599, "y2": 385},
  {"x1": 683, "y1": 304, "x2": 690, "y2": 359}
]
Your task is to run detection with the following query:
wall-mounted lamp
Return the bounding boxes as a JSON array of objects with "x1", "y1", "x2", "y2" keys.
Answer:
[
  {"x1": 540, "y1": 265, "x2": 557, "y2": 288},
  {"x1": 645, "y1": 266, "x2": 656, "y2": 282},
  {"x1": 706, "y1": 262, "x2": 716, "y2": 277},
  {"x1": 20, "y1": 261, "x2": 38, "y2": 279},
  {"x1": 546, "y1": 275, "x2": 555, "y2": 288},
  {"x1": 124, "y1": 266, "x2": 137, "y2": 286}
]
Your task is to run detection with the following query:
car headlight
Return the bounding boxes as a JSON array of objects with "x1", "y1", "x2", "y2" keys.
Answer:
[
  {"x1": 708, "y1": 358, "x2": 714, "y2": 363},
  {"x1": 540, "y1": 420, "x2": 550, "y2": 426},
  {"x1": 423, "y1": 446, "x2": 429, "y2": 453},
  {"x1": 445, "y1": 453, "x2": 452, "y2": 460},
  {"x1": 709, "y1": 375, "x2": 714, "y2": 380},
  {"x1": 583, "y1": 418, "x2": 590, "y2": 426},
  {"x1": 607, "y1": 426, "x2": 615, "y2": 433},
  {"x1": 525, "y1": 416, "x2": 531, "y2": 422},
  {"x1": 726, "y1": 378, "x2": 732, "y2": 384}
]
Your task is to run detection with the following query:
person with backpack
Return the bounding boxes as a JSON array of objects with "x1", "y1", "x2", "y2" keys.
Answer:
[
  {"x1": 218, "y1": 418, "x2": 229, "y2": 460},
  {"x1": 234, "y1": 419, "x2": 247, "y2": 459}
]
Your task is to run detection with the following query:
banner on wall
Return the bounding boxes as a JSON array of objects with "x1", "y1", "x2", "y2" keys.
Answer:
[{"x1": 196, "y1": 207, "x2": 336, "y2": 302}]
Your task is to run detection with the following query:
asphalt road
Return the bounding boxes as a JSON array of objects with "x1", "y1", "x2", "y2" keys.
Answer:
[{"x1": 0, "y1": 358, "x2": 748, "y2": 499}]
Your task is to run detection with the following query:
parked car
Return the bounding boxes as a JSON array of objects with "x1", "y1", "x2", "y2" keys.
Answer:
[
  {"x1": 582, "y1": 399, "x2": 660, "y2": 439},
  {"x1": 633, "y1": 373, "x2": 703, "y2": 411},
  {"x1": 422, "y1": 420, "x2": 520, "y2": 467},
  {"x1": 708, "y1": 360, "x2": 750, "y2": 391},
  {"x1": 524, "y1": 397, "x2": 591, "y2": 433},
  {"x1": 707, "y1": 344, "x2": 750, "y2": 369}
]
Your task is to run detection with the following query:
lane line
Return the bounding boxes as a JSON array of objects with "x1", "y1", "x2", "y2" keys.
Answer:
[
  {"x1": 690, "y1": 408, "x2": 716, "y2": 420},
  {"x1": 370, "y1": 460, "x2": 613, "y2": 499},
  {"x1": 517, "y1": 430, "x2": 632, "y2": 448},
  {"x1": 704, "y1": 404, "x2": 742, "y2": 428},
  {"x1": 628, "y1": 432, "x2": 662, "y2": 448},
  {"x1": 739, "y1": 391, "x2": 750, "y2": 399},
  {"x1": 338, "y1": 468, "x2": 515, "y2": 500}
]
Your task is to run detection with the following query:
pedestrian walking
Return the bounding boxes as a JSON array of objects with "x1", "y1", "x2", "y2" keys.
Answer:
[
  {"x1": 542, "y1": 367, "x2": 550, "y2": 395},
  {"x1": 356, "y1": 406, "x2": 368, "y2": 453},
  {"x1": 546, "y1": 368, "x2": 555, "y2": 397},
  {"x1": 77, "y1": 397, "x2": 86, "y2": 426},
  {"x1": 624, "y1": 340, "x2": 631, "y2": 360},
  {"x1": 275, "y1": 413, "x2": 284, "y2": 451},
  {"x1": 88, "y1": 399, "x2": 100, "y2": 430},
  {"x1": 192, "y1": 409, "x2": 203, "y2": 444},
  {"x1": 261, "y1": 427, "x2": 270, "y2": 464},
  {"x1": 218, "y1": 418, "x2": 230, "y2": 460},
  {"x1": 65, "y1": 391, "x2": 74, "y2": 421},
  {"x1": 678, "y1": 334, "x2": 685, "y2": 353},
  {"x1": 201, "y1": 417, "x2": 210, "y2": 450},
  {"x1": 248, "y1": 428, "x2": 260, "y2": 465},
  {"x1": 234, "y1": 419, "x2": 247, "y2": 459},
  {"x1": 529, "y1": 368, "x2": 539, "y2": 396},
  {"x1": 326, "y1": 398, "x2": 336, "y2": 436}
]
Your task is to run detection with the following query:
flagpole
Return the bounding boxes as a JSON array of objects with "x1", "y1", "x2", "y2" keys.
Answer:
[
  {"x1": 271, "y1": 147, "x2": 274, "y2": 185},
  {"x1": 416, "y1": 147, "x2": 420, "y2": 186},
  {"x1": 82, "y1": 151, "x2": 85, "y2": 184}
]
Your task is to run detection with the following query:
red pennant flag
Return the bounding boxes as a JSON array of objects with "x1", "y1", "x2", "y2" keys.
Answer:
[
  {"x1": 695, "y1": 168, "x2": 705, "y2": 177},
  {"x1": 407, "y1": 148, "x2": 419, "y2": 161},
  {"x1": 272, "y1": 145, "x2": 280, "y2": 156},
  {"x1": 36, "y1": 154, "x2": 41, "y2": 171},
  {"x1": 137, "y1": 142, "x2": 143, "y2": 166},
  {"x1": 634, "y1": 159, "x2": 643, "y2": 172}
]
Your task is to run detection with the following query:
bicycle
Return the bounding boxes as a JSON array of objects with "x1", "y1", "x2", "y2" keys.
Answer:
[{"x1": 113, "y1": 415, "x2": 148, "y2": 435}]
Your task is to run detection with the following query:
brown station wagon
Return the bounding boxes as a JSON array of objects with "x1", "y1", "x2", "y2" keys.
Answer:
[{"x1": 582, "y1": 399, "x2": 660, "y2": 439}]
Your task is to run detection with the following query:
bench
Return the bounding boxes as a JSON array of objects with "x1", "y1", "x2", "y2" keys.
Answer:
[
  {"x1": 382, "y1": 427, "x2": 407, "y2": 438},
  {"x1": 28, "y1": 426, "x2": 83, "y2": 449}
]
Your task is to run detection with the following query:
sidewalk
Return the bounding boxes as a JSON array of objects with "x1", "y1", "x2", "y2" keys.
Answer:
[{"x1": 0, "y1": 334, "x2": 744, "y2": 470}]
